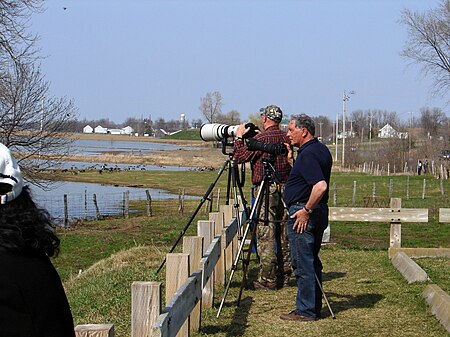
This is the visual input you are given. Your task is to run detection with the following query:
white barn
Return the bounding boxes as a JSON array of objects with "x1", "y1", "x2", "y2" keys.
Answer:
[
  {"x1": 378, "y1": 124, "x2": 398, "y2": 138},
  {"x1": 122, "y1": 126, "x2": 134, "y2": 135},
  {"x1": 378, "y1": 124, "x2": 408, "y2": 139},
  {"x1": 83, "y1": 125, "x2": 93, "y2": 133},
  {"x1": 94, "y1": 125, "x2": 108, "y2": 134}
]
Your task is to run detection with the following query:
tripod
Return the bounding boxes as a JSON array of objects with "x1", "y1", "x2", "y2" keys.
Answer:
[
  {"x1": 217, "y1": 156, "x2": 283, "y2": 316},
  {"x1": 156, "y1": 138, "x2": 248, "y2": 274}
]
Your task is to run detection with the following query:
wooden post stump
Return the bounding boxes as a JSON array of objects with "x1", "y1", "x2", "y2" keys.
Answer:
[{"x1": 131, "y1": 282, "x2": 161, "y2": 337}]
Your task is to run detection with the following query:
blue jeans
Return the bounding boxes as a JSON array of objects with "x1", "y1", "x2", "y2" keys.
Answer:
[{"x1": 287, "y1": 202, "x2": 328, "y2": 318}]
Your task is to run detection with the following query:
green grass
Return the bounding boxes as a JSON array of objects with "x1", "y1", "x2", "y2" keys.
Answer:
[
  {"x1": 163, "y1": 129, "x2": 202, "y2": 140},
  {"x1": 50, "y1": 169, "x2": 449, "y2": 336},
  {"x1": 63, "y1": 245, "x2": 449, "y2": 337}
]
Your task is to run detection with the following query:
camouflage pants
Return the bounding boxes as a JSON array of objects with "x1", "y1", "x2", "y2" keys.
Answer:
[{"x1": 254, "y1": 182, "x2": 291, "y2": 283}]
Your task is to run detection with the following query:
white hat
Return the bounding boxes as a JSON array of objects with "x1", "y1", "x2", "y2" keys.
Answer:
[{"x1": 0, "y1": 143, "x2": 23, "y2": 204}]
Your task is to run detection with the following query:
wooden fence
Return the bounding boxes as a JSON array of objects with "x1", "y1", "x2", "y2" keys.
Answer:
[{"x1": 74, "y1": 200, "x2": 450, "y2": 337}]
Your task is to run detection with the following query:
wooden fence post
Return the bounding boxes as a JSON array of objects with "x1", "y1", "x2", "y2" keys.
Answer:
[
  {"x1": 75, "y1": 324, "x2": 114, "y2": 337},
  {"x1": 422, "y1": 178, "x2": 426, "y2": 199},
  {"x1": 209, "y1": 212, "x2": 225, "y2": 286},
  {"x1": 406, "y1": 176, "x2": 410, "y2": 200},
  {"x1": 352, "y1": 181, "x2": 356, "y2": 206},
  {"x1": 131, "y1": 282, "x2": 161, "y2": 337},
  {"x1": 124, "y1": 190, "x2": 130, "y2": 219},
  {"x1": 93, "y1": 194, "x2": 101, "y2": 220},
  {"x1": 146, "y1": 190, "x2": 152, "y2": 217},
  {"x1": 182, "y1": 236, "x2": 203, "y2": 332},
  {"x1": 333, "y1": 182, "x2": 337, "y2": 206},
  {"x1": 220, "y1": 204, "x2": 234, "y2": 270},
  {"x1": 64, "y1": 194, "x2": 69, "y2": 227},
  {"x1": 166, "y1": 253, "x2": 190, "y2": 337},
  {"x1": 389, "y1": 179, "x2": 393, "y2": 198},
  {"x1": 84, "y1": 189, "x2": 88, "y2": 220},
  {"x1": 389, "y1": 198, "x2": 402, "y2": 248},
  {"x1": 198, "y1": 220, "x2": 215, "y2": 308},
  {"x1": 178, "y1": 188, "x2": 185, "y2": 214}
]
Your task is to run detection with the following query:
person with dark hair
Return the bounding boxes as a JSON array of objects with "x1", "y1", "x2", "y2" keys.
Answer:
[
  {"x1": 280, "y1": 114, "x2": 332, "y2": 321},
  {"x1": 0, "y1": 143, "x2": 75, "y2": 336},
  {"x1": 233, "y1": 105, "x2": 292, "y2": 290}
]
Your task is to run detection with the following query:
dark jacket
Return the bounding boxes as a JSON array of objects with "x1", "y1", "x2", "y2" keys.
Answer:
[{"x1": 0, "y1": 249, "x2": 75, "y2": 337}]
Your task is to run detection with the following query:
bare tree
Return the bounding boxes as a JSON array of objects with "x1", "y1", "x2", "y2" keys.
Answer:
[
  {"x1": 0, "y1": 61, "x2": 76, "y2": 186},
  {"x1": 216, "y1": 109, "x2": 241, "y2": 125},
  {"x1": 199, "y1": 91, "x2": 222, "y2": 123},
  {"x1": 401, "y1": 0, "x2": 450, "y2": 102},
  {"x1": 1, "y1": 1, "x2": 77, "y2": 187},
  {"x1": 420, "y1": 106, "x2": 447, "y2": 136}
]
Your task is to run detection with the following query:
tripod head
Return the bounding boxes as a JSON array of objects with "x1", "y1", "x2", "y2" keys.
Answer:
[{"x1": 261, "y1": 155, "x2": 282, "y2": 184}]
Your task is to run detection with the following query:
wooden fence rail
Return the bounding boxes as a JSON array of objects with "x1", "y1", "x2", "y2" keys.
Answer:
[{"x1": 75, "y1": 203, "x2": 450, "y2": 337}]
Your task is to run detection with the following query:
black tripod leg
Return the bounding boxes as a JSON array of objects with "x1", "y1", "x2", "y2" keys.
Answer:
[
  {"x1": 236, "y1": 178, "x2": 268, "y2": 305},
  {"x1": 156, "y1": 160, "x2": 229, "y2": 274},
  {"x1": 216, "y1": 179, "x2": 266, "y2": 317}
]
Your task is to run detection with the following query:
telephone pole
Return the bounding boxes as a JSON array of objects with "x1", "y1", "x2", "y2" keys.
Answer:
[
  {"x1": 335, "y1": 112, "x2": 339, "y2": 162},
  {"x1": 318, "y1": 122, "x2": 323, "y2": 141},
  {"x1": 342, "y1": 90, "x2": 355, "y2": 168}
]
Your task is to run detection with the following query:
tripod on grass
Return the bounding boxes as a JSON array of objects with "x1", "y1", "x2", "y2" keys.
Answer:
[
  {"x1": 156, "y1": 138, "x2": 249, "y2": 274},
  {"x1": 217, "y1": 156, "x2": 282, "y2": 316}
]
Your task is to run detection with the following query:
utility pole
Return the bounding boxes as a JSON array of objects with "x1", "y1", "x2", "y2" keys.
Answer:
[
  {"x1": 369, "y1": 113, "x2": 372, "y2": 150},
  {"x1": 335, "y1": 112, "x2": 339, "y2": 162},
  {"x1": 342, "y1": 90, "x2": 355, "y2": 168},
  {"x1": 318, "y1": 122, "x2": 323, "y2": 141},
  {"x1": 408, "y1": 111, "x2": 414, "y2": 154}
]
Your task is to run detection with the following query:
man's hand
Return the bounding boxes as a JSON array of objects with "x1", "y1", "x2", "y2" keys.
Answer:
[
  {"x1": 291, "y1": 208, "x2": 309, "y2": 233},
  {"x1": 285, "y1": 143, "x2": 294, "y2": 166},
  {"x1": 236, "y1": 123, "x2": 249, "y2": 138}
]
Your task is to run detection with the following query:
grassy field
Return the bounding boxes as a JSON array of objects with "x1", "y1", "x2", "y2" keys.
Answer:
[{"x1": 50, "y1": 167, "x2": 449, "y2": 336}]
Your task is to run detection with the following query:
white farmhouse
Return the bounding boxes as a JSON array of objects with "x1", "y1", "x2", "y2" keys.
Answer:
[
  {"x1": 94, "y1": 125, "x2": 108, "y2": 134},
  {"x1": 83, "y1": 125, "x2": 93, "y2": 133},
  {"x1": 122, "y1": 126, "x2": 134, "y2": 135},
  {"x1": 378, "y1": 124, "x2": 398, "y2": 138}
]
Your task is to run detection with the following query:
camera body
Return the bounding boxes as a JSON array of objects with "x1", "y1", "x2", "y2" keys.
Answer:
[{"x1": 245, "y1": 138, "x2": 288, "y2": 156}]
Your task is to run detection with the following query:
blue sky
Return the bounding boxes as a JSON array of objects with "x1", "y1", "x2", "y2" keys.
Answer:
[{"x1": 31, "y1": 0, "x2": 448, "y2": 123}]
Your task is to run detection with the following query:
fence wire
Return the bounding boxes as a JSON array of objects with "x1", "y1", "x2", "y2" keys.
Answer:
[{"x1": 35, "y1": 190, "x2": 181, "y2": 223}]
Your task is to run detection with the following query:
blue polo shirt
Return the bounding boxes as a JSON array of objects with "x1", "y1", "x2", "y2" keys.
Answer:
[{"x1": 284, "y1": 138, "x2": 332, "y2": 207}]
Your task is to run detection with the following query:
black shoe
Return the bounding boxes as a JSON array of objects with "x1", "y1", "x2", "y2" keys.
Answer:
[
  {"x1": 280, "y1": 311, "x2": 319, "y2": 321},
  {"x1": 253, "y1": 280, "x2": 277, "y2": 290}
]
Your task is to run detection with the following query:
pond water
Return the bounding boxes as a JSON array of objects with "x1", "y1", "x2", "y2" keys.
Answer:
[
  {"x1": 29, "y1": 181, "x2": 198, "y2": 222},
  {"x1": 67, "y1": 138, "x2": 200, "y2": 156},
  {"x1": 59, "y1": 160, "x2": 193, "y2": 171},
  {"x1": 24, "y1": 138, "x2": 204, "y2": 221}
]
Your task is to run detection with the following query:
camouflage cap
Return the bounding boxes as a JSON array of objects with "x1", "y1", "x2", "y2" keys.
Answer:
[{"x1": 260, "y1": 105, "x2": 282, "y2": 123}]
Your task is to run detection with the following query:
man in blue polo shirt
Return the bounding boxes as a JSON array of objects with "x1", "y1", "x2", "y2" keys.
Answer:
[{"x1": 280, "y1": 114, "x2": 332, "y2": 322}]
